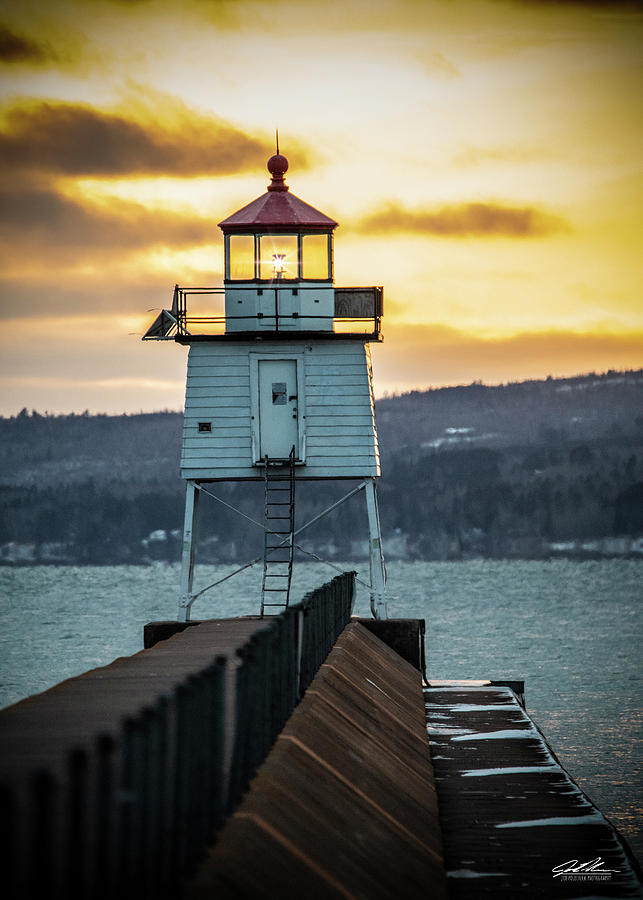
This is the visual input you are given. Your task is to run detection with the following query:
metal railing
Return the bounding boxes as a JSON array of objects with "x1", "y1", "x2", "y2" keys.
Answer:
[
  {"x1": 0, "y1": 572, "x2": 355, "y2": 899},
  {"x1": 142, "y1": 285, "x2": 382, "y2": 339}
]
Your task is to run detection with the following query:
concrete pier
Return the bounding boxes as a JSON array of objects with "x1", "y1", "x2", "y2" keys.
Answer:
[{"x1": 426, "y1": 682, "x2": 642, "y2": 898}]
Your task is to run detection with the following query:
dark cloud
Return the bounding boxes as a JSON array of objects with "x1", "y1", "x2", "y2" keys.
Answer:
[
  {"x1": 0, "y1": 181, "x2": 220, "y2": 263},
  {"x1": 356, "y1": 201, "x2": 568, "y2": 238},
  {"x1": 0, "y1": 24, "x2": 59, "y2": 64},
  {"x1": 0, "y1": 101, "x2": 305, "y2": 177},
  {"x1": 0, "y1": 272, "x2": 177, "y2": 320}
]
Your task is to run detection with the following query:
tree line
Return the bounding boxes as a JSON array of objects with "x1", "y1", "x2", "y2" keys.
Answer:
[{"x1": 1, "y1": 371, "x2": 641, "y2": 563}]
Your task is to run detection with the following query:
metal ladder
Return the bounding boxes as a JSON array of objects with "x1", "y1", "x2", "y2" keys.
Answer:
[{"x1": 261, "y1": 447, "x2": 295, "y2": 616}]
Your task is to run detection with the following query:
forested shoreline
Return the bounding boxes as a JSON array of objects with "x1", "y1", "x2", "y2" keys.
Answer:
[{"x1": 2, "y1": 370, "x2": 642, "y2": 564}]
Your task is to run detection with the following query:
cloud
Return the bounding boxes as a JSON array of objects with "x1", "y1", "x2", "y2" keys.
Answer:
[
  {"x1": 2, "y1": 315, "x2": 641, "y2": 416},
  {"x1": 0, "y1": 100, "x2": 306, "y2": 177},
  {"x1": 0, "y1": 314, "x2": 189, "y2": 415},
  {"x1": 0, "y1": 271, "x2": 178, "y2": 320},
  {"x1": 0, "y1": 24, "x2": 60, "y2": 65},
  {"x1": 356, "y1": 201, "x2": 569, "y2": 238},
  {"x1": 373, "y1": 322, "x2": 643, "y2": 394},
  {"x1": 0, "y1": 181, "x2": 221, "y2": 267}
]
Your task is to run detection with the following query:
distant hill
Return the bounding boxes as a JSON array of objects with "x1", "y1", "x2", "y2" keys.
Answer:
[
  {"x1": 1, "y1": 370, "x2": 642, "y2": 564},
  {"x1": 375, "y1": 370, "x2": 643, "y2": 456}
]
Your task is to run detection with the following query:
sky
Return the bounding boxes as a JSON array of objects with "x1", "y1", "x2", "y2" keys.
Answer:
[{"x1": 1, "y1": 0, "x2": 642, "y2": 414}]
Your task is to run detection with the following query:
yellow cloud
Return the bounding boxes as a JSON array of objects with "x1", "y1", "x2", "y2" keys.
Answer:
[{"x1": 355, "y1": 200, "x2": 569, "y2": 237}]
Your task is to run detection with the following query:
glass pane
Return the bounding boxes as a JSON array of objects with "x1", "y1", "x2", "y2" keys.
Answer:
[
  {"x1": 259, "y1": 234, "x2": 298, "y2": 280},
  {"x1": 302, "y1": 234, "x2": 329, "y2": 279},
  {"x1": 229, "y1": 235, "x2": 255, "y2": 280}
]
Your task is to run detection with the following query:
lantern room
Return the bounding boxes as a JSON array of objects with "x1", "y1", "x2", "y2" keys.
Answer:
[
  {"x1": 219, "y1": 151, "x2": 337, "y2": 333},
  {"x1": 143, "y1": 153, "x2": 381, "y2": 340}
]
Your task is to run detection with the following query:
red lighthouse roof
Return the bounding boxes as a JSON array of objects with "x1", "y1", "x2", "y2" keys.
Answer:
[{"x1": 218, "y1": 153, "x2": 337, "y2": 232}]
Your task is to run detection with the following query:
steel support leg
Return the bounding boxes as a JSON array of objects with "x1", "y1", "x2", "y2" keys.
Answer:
[
  {"x1": 365, "y1": 478, "x2": 387, "y2": 619},
  {"x1": 178, "y1": 480, "x2": 199, "y2": 622}
]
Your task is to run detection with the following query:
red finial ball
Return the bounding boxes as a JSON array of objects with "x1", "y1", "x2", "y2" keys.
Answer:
[
  {"x1": 267, "y1": 153, "x2": 289, "y2": 191},
  {"x1": 267, "y1": 153, "x2": 288, "y2": 178}
]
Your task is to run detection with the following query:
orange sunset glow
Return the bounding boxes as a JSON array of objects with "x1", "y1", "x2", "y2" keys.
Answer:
[{"x1": 1, "y1": 0, "x2": 642, "y2": 414}]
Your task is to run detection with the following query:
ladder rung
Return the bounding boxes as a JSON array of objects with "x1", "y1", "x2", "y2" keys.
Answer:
[{"x1": 263, "y1": 455, "x2": 294, "y2": 615}]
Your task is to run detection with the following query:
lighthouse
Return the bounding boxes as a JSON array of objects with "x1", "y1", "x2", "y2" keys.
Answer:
[{"x1": 144, "y1": 148, "x2": 386, "y2": 621}]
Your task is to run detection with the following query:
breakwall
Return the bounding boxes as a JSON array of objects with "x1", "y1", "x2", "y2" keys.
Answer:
[
  {"x1": 185, "y1": 622, "x2": 447, "y2": 899},
  {"x1": 0, "y1": 573, "x2": 355, "y2": 900}
]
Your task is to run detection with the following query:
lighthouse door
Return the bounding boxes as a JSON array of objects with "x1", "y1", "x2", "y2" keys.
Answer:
[{"x1": 258, "y1": 359, "x2": 299, "y2": 460}]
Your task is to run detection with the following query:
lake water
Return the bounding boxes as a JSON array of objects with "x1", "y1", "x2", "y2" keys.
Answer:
[{"x1": 0, "y1": 559, "x2": 641, "y2": 862}]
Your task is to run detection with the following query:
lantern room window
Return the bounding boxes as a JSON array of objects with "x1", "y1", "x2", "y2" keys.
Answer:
[
  {"x1": 228, "y1": 234, "x2": 255, "y2": 280},
  {"x1": 259, "y1": 234, "x2": 298, "y2": 280},
  {"x1": 225, "y1": 231, "x2": 333, "y2": 282},
  {"x1": 302, "y1": 234, "x2": 330, "y2": 279}
]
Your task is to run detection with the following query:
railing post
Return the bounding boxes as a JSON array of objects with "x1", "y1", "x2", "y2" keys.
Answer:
[
  {"x1": 65, "y1": 747, "x2": 88, "y2": 900},
  {"x1": 30, "y1": 770, "x2": 59, "y2": 898},
  {"x1": 296, "y1": 608, "x2": 305, "y2": 698}
]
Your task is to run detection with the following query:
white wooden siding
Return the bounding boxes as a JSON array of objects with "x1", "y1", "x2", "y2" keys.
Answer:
[{"x1": 180, "y1": 340, "x2": 379, "y2": 479}]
